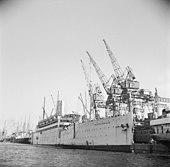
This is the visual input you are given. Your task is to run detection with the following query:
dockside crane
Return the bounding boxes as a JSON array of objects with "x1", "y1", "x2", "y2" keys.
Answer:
[
  {"x1": 81, "y1": 57, "x2": 107, "y2": 119},
  {"x1": 87, "y1": 51, "x2": 121, "y2": 96},
  {"x1": 87, "y1": 51, "x2": 120, "y2": 115},
  {"x1": 86, "y1": 39, "x2": 169, "y2": 120},
  {"x1": 87, "y1": 51, "x2": 113, "y2": 95},
  {"x1": 103, "y1": 39, "x2": 139, "y2": 91},
  {"x1": 103, "y1": 39, "x2": 124, "y2": 85},
  {"x1": 103, "y1": 39, "x2": 143, "y2": 112}
]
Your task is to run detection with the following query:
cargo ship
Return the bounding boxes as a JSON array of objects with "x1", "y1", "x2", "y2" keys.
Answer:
[
  {"x1": 11, "y1": 131, "x2": 31, "y2": 144},
  {"x1": 10, "y1": 117, "x2": 32, "y2": 144},
  {"x1": 32, "y1": 98, "x2": 134, "y2": 152},
  {"x1": 31, "y1": 40, "x2": 170, "y2": 153}
]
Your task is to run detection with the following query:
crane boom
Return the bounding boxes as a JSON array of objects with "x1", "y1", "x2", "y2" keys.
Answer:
[
  {"x1": 80, "y1": 60, "x2": 90, "y2": 87},
  {"x1": 80, "y1": 59, "x2": 93, "y2": 95},
  {"x1": 103, "y1": 39, "x2": 124, "y2": 83},
  {"x1": 87, "y1": 51, "x2": 110, "y2": 94}
]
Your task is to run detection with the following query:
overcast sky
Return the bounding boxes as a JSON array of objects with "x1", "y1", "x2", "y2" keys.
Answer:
[{"x1": 0, "y1": 0, "x2": 170, "y2": 132}]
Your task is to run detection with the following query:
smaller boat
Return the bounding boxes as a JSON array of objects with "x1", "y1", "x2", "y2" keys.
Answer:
[
  {"x1": 10, "y1": 131, "x2": 31, "y2": 144},
  {"x1": 151, "y1": 108, "x2": 170, "y2": 150}
]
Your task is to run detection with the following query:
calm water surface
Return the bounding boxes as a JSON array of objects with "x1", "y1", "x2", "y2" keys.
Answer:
[{"x1": 0, "y1": 142, "x2": 170, "y2": 167}]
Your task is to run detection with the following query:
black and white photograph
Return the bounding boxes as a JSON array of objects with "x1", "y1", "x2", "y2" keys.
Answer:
[{"x1": 0, "y1": 0, "x2": 170, "y2": 166}]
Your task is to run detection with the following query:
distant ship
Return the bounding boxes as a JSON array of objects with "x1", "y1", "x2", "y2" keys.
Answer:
[
  {"x1": 10, "y1": 116, "x2": 32, "y2": 144},
  {"x1": 11, "y1": 131, "x2": 31, "y2": 144}
]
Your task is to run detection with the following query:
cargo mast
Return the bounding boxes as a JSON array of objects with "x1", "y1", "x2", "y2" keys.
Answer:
[
  {"x1": 80, "y1": 59, "x2": 93, "y2": 119},
  {"x1": 42, "y1": 97, "x2": 47, "y2": 120}
]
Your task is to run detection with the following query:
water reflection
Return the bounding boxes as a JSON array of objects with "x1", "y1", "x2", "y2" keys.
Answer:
[{"x1": 0, "y1": 143, "x2": 170, "y2": 167}]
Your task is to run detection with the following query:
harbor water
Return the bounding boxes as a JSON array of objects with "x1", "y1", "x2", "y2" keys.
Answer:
[{"x1": 0, "y1": 143, "x2": 170, "y2": 167}]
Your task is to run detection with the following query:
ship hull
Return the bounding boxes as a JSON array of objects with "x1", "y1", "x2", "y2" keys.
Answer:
[
  {"x1": 152, "y1": 133, "x2": 170, "y2": 151},
  {"x1": 55, "y1": 144, "x2": 132, "y2": 152},
  {"x1": 11, "y1": 137, "x2": 31, "y2": 144},
  {"x1": 32, "y1": 112, "x2": 134, "y2": 152}
]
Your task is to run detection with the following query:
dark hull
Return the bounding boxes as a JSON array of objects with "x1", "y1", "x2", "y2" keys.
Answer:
[
  {"x1": 11, "y1": 137, "x2": 31, "y2": 144},
  {"x1": 159, "y1": 141, "x2": 170, "y2": 151},
  {"x1": 152, "y1": 133, "x2": 170, "y2": 151},
  {"x1": 54, "y1": 144, "x2": 132, "y2": 153}
]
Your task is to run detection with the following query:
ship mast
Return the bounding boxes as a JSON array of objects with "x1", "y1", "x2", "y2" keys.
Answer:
[
  {"x1": 80, "y1": 59, "x2": 94, "y2": 119},
  {"x1": 89, "y1": 57, "x2": 94, "y2": 120},
  {"x1": 42, "y1": 96, "x2": 48, "y2": 120},
  {"x1": 78, "y1": 93, "x2": 90, "y2": 116},
  {"x1": 56, "y1": 91, "x2": 60, "y2": 116}
]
